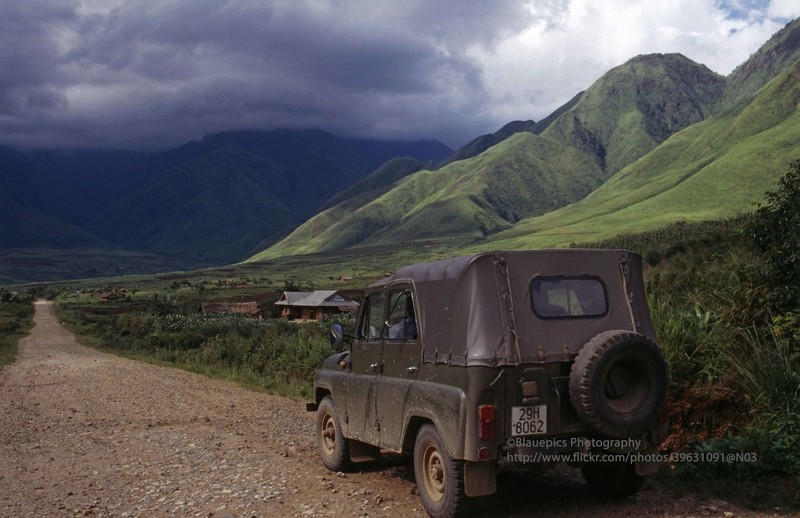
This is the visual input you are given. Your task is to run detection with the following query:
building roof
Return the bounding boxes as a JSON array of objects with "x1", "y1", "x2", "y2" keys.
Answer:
[
  {"x1": 276, "y1": 291, "x2": 313, "y2": 305},
  {"x1": 275, "y1": 290, "x2": 359, "y2": 309}
]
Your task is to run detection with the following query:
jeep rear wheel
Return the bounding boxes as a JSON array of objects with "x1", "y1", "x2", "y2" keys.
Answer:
[
  {"x1": 569, "y1": 330, "x2": 667, "y2": 438},
  {"x1": 414, "y1": 424, "x2": 465, "y2": 518},
  {"x1": 316, "y1": 396, "x2": 351, "y2": 472}
]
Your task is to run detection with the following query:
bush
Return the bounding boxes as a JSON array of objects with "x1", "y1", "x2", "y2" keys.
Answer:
[
  {"x1": 0, "y1": 296, "x2": 35, "y2": 368},
  {"x1": 648, "y1": 290, "x2": 710, "y2": 384},
  {"x1": 749, "y1": 160, "x2": 800, "y2": 312},
  {"x1": 56, "y1": 292, "x2": 336, "y2": 398}
]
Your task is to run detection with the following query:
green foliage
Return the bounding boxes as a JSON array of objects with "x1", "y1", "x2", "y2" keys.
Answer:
[
  {"x1": 0, "y1": 291, "x2": 34, "y2": 369},
  {"x1": 713, "y1": 314, "x2": 800, "y2": 489},
  {"x1": 576, "y1": 217, "x2": 749, "y2": 266},
  {"x1": 675, "y1": 425, "x2": 799, "y2": 504},
  {"x1": 647, "y1": 290, "x2": 710, "y2": 384},
  {"x1": 57, "y1": 293, "x2": 336, "y2": 398},
  {"x1": 749, "y1": 160, "x2": 800, "y2": 311},
  {"x1": 723, "y1": 322, "x2": 800, "y2": 422}
]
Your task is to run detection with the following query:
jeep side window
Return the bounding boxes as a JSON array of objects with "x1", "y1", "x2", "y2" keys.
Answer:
[
  {"x1": 358, "y1": 292, "x2": 385, "y2": 340},
  {"x1": 386, "y1": 290, "x2": 417, "y2": 341},
  {"x1": 531, "y1": 277, "x2": 607, "y2": 318}
]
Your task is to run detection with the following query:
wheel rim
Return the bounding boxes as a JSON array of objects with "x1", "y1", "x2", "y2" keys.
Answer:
[
  {"x1": 421, "y1": 443, "x2": 445, "y2": 502},
  {"x1": 604, "y1": 359, "x2": 649, "y2": 414},
  {"x1": 320, "y1": 412, "x2": 336, "y2": 456}
]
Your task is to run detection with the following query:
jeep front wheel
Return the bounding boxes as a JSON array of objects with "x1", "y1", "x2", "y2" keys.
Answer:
[
  {"x1": 316, "y1": 396, "x2": 351, "y2": 472},
  {"x1": 569, "y1": 330, "x2": 668, "y2": 438},
  {"x1": 414, "y1": 424, "x2": 465, "y2": 518}
]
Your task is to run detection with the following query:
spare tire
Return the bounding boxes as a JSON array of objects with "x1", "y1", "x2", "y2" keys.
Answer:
[{"x1": 569, "y1": 330, "x2": 667, "y2": 438}]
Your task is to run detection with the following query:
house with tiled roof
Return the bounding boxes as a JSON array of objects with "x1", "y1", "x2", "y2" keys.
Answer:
[{"x1": 274, "y1": 290, "x2": 359, "y2": 320}]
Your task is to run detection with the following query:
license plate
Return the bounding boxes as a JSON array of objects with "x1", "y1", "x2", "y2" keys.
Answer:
[{"x1": 511, "y1": 405, "x2": 547, "y2": 436}]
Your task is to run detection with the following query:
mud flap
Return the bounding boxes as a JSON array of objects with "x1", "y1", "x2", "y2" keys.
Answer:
[
  {"x1": 464, "y1": 461, "x2": 496, "y2": 497},
  {"x1": 347, "y1": 439, "x2": 382, "y2": 462}
]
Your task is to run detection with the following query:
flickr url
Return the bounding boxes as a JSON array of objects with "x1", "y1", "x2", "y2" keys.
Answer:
[{"x1": 505, "y1": 451, "x2": 759, "y2": 464}]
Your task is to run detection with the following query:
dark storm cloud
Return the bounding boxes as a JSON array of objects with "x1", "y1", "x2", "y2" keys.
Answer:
[
  {"x1": 0, "y1": 0, "x2": 525, "y2": 150},
  {"x1": 0, "y1": 0, "x2": 795, "y2": 151}
]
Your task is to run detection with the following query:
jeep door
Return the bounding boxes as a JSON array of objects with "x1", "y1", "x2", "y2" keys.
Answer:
[
  {"x1": 374, "y1": 285, "x2": 421, "y2": 450},
  {"x1": 344, "y1": 289, "x2": 384, "y2": 445}
]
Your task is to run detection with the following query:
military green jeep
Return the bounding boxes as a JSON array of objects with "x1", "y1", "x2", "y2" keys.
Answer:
[{"x1": 307, "y1": 250, "x2": 668, "y2": 518}]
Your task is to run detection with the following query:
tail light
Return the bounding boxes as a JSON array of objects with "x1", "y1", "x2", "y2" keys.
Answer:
[{"x1": 478, "y1": 404, "x2": 496, "y2": 440}]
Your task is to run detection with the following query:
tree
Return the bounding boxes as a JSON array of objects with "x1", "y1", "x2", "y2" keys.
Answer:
[{"x1": 750, "y1": 160, "x2": 800, "y2": 311}]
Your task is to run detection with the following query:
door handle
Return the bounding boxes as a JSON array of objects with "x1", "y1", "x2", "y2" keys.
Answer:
[
  {"x1": 406, "y1": 366, "x2": 418, "y2": 374},
  {"x1": 369, "y1": 363, "x2": 380, "y2": 372}
]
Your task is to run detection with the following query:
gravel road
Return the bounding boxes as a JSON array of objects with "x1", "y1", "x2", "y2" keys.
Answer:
[{"x1": 0, "y1": 301, "x2": 784, "y2": 517}]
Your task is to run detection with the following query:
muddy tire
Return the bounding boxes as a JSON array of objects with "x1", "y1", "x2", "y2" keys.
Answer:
[
  {"x1": 569, "y1": 330, "x2": 667, "y2": 438},
  {"x1": 581, "y1": 460, "x2": 646, "y2": 498},
  {"x1": 413, "y1": 424, "x2": 465, "y2": 518},
  {"x1": 316, "y1": 396, "x2": 351, "y2": 472}
]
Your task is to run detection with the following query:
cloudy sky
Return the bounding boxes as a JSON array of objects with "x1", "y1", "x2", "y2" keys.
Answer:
[{"x1": 2, "y1": 0, "x2": 798, "y2": 151}]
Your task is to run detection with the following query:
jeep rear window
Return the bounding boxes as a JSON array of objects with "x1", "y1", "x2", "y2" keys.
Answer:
[{"x1": 530, "y1": 277, "x2": 607, "y2": 318}]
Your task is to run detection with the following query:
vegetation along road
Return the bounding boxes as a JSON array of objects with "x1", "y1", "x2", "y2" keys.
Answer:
[{"x1": 0, "y1": 301, "x2": 786, "y2": 517}]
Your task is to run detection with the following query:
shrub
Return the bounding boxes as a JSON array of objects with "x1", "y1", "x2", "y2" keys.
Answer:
[
  {"x1": 749, "y1": 160, "x2": 800, "y2": 312},
  {"x1": 647, "y1": 290, "x2": 709, "y2": 384}
]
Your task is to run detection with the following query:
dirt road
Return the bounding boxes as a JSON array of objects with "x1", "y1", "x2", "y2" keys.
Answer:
[{"x1": 0, "y1": 301, "x2": 782, "y2": 517}]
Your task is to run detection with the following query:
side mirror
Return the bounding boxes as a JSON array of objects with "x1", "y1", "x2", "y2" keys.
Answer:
[{"x1": 330, "y1": 323, "x2": 344, "y2": 350}]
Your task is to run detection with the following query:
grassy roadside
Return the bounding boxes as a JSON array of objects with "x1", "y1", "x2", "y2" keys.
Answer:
[
  {"x1": 51, "y1": 296, "x2": 351, "y2": 400},
  {"x1": 0, "y1": 292, "x2": 35, "y2": 370}
]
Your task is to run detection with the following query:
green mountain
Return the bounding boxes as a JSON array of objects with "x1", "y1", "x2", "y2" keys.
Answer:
[
  {"x1": 0, "y1": 147, "x2": 103, "y2": 250},
  {"x1": 253, "y1": 18, "x2": 800, "y2": 264},
  {"x1": 98, "y1": 143, "x2": 298, "y2": 263},
  {"x1": 253, "y1": 132, "x2": 604, "y2": 259},
  {"x1": 724, "y1": 18, "x2": 800, "y2": 109},
  {"x1": 251, "y1": 53, "x2": 732, "y2": 260},
  {"x1": 439, "y1": 93, "x2": 585, "y2": 167},
  {"x1": 483, "y1": 57, "x2": 800, "y2": 250},
  {"x1": 95, "y1": 132, "x2": 450, "y2": 263},
  {"x1": 541, "y1": 53, "x2": 724, "y2": 175},
  {"x1": 317, "y1": 156, "x2": 428, "y2": 212},
  {"x1": 1, "y1": 129, "x2": 452, "y2": 277}
]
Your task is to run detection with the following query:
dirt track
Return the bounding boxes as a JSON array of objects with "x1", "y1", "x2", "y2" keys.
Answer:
[{"x1": 0, "y1": 301, "x2": 784, "y2": 517}]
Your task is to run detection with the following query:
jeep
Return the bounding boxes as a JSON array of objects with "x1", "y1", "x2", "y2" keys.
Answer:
[{"x1": 306, "y1": 250, "x2": 668, "y2": 518}]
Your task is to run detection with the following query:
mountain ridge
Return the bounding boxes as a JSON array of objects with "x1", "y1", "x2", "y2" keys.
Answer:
[
  {"x1": 1, "y1": 129, "x2": 452, "y2": 272},
  {"x1": 252, "y1": 48, "x2": 750, "y2": 260},
  {"x1": 3, "y1": 18, "x2": 799, "y2": 283}
]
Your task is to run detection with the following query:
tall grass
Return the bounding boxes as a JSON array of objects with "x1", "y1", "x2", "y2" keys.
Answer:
[
  {"x1": 647, "y1": 290, "x2": 710, "y2": 384},
  {"x1": 56, "y1": 298, "x2": 347, "y2": 398},
  {"x1": 723, "y1": 323, "x2": 800, "y2": 420},
  {"x1": 0, "y1": 293, "x2": 34, "y2": 369}
]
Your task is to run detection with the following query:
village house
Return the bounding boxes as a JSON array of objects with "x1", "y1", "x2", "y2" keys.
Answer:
[{"x1": 275, "y1": 290, "x2": 359, "y2": 320}]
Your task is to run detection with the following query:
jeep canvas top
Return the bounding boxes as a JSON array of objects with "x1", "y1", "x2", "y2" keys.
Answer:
[{"x1": 308, "y1": 250, "x2": 668, "y2": 518}]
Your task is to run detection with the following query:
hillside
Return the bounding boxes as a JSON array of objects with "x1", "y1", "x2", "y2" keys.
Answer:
[
  {"x1": 98, "y1": 143, "x2": 299, "y2": 263},
  {"x1": 724, "y1": 17, "x2": 800, "y2": 109},
  {"x1": 482, "y1": 58, "x2": 800, "y2": 250},
  {"x1": 252, "y1": 19, "x2": 800, "y2": 265},
  {"x1": 252, "y1": 52, "x2": 731, "y2": 260},
  {"x1": 251, "y1": 132, "x2": 602, "y2": 259},
  {"x1": 541, "y1": 53, "x2": 724, "y2": 176},
  {"x1": 1, "y1": 129, "x2": 452, "y2": 279},
  {"x1": 0, "y1": 147, "x2": 103, "y2": 250},
  {"x1": 439, "y1": 93, "x2": 585, "y2": 167}
]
